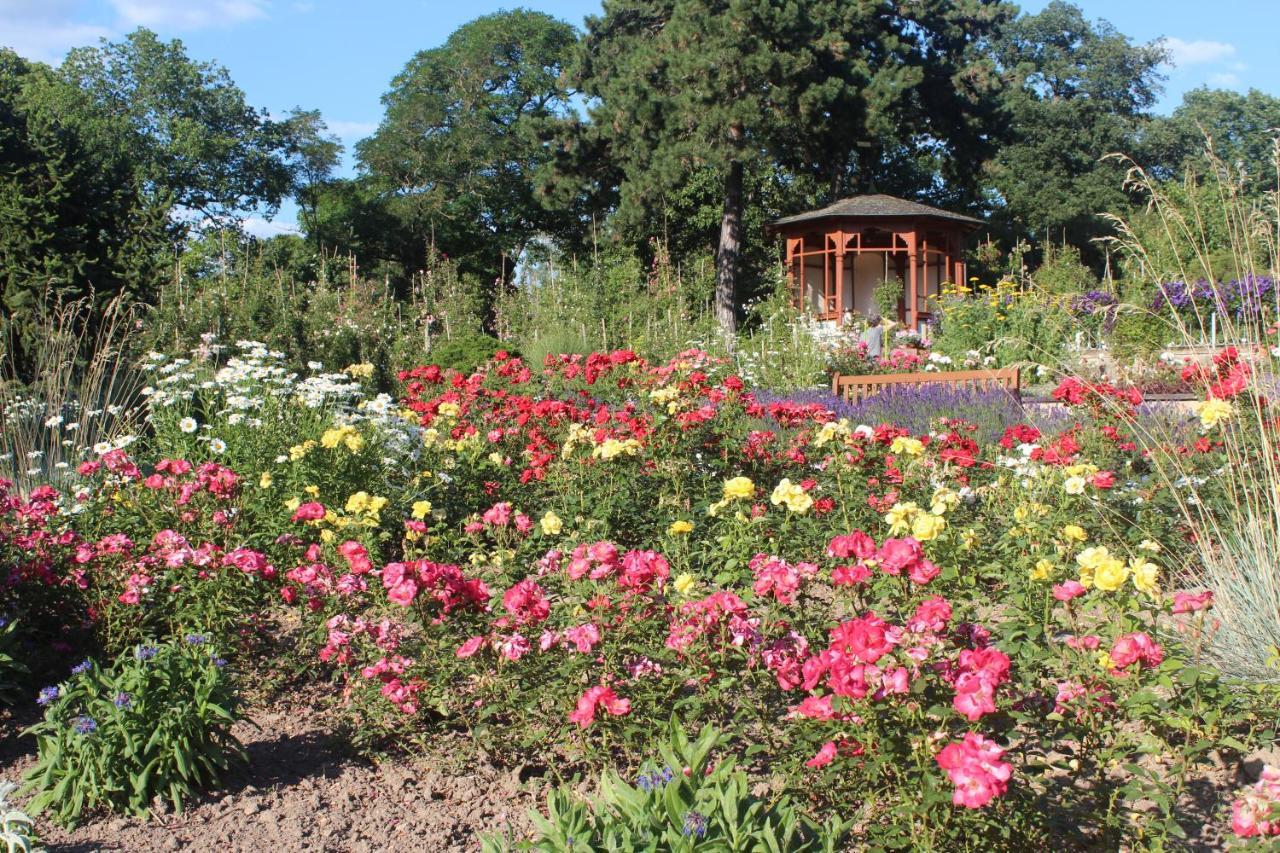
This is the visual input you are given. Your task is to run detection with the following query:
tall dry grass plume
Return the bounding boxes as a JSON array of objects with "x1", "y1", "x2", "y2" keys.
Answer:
[
  {"x1": 0, "y1": 292, "x2": 145, "y2": 495},
  {"x1": 1101, "y1": 136, "x2": 1280, "y2": 682}
]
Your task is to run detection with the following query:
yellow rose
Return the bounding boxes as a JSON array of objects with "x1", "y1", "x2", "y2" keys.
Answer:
[
  {"x1": 961, "y1": 529, "x2": 979, "y2": 550},
  {"x1": 883, "y1": 502, "x2": 918, "y2": 535},
  {"x1": 258, "y1": 472, "x2": 273, "y2": 489},
  {"x1": 770, "y1": 479, "x2": 813, "y2": 514},
  {"x1": 1096, "y1": 651, "x2": 1116, "y2": 671},
  {"x1": 344, "y1": 432, "x2": 365, "y2": 453},
  {"x1": 673, "y1": 573, "x2": 697, "y2": 597},
  {"x1": 540, "y1": 511, "x2": 563, "y2": 536},
  {"x1": 411, "y1": 500, "x2": 433, "y2": 520},
  {"x1": 1129, "y1": 558, "x2": 1159, "y2": 595},
  {"x1": 668, "y1": 519, "x2": 694, "y2": 535},
  {"x1": 911, "y1": 512, "x2": 947, "y2": 542},
  {"x1": 1061, "y1": 525, "x2": 1087, "y2": 543},
  {"x1": 1138, "y1": 539, "x2": 1161, "y2": 553},
  {"x1": 723, "y1": 476, "x2": 755, "y2": 501},
  {"x1": 304, "y1": 484, "x2": 320, "y2": 497},
  {"x1": 1030, "y1": 559, "x2": 1054, "y2": 581},
  {"x1": 890, "y1": 436, "x2": 924, "y2": 456},
  {"x1": 1195, "y1": 398, "x2": 1235, "y2": 430},
  {"x1": 438, "y1": 402, "x2": 461, "y2": 418},
  {"x1": 1092, "y1": 555, "x2": 1129, "y2": 592}
]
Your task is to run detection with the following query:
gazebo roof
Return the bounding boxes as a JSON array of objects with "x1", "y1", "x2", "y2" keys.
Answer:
[{"x1": 770, "y1": 193, "x2": 984, "y2": 231}]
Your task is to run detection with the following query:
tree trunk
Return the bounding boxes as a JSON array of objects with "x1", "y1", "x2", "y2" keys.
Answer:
[{"x1": 715, "y1": 158, "x2": 743, "y2": 337}]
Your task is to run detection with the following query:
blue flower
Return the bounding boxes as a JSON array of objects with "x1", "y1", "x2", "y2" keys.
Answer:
[
  {"x1": 73, "y1": 715, "x2": 97, "y2": 735},
  {"x1": 113, "y1": 692, "x2": 132, "y2": 709},
  {"x1": 211, "y1": 656, "x2": 227, "y2": 668},
  {"x1": 71, "y1": 659, "x2": 92, "y2": 675},
  {"x1": 184, "y1": 633, "x2": 208, "y2": 645},
  {"x1": 682, "y1": 810, "x2": 708, "y2": 838},
  {"x1": 135, "y1": 645, "x2": 159, "y2": 661},
  {"x1": 37, "y1": 686, "x2": 59, "y2": 706}
]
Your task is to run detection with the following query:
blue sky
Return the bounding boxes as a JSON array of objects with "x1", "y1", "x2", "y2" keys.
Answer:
[{"x1": 4, "y1": 0, "x2": 1277, "y2": 234}]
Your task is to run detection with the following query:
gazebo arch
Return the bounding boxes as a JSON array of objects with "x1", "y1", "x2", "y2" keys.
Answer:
[{"x1": 768, "y1": 194, "x2": 983, "y2": 330}]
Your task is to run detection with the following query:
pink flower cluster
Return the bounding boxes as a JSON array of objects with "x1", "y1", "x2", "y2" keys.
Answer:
[
  {"x1": 666, "y1": 591, "x2": 759, "y2": 653},
  {"x1": 1108, "y1": 632, "x2": 1163, "y2": 673},
  {"x1": 568, "y1": 684, "x2": 631, "y2": 728},
  {"x1": 380, "y1": 559, "x2": 490, "y2": 615},
  {"x1": 935, "y1": 733, "x2": 1012, "y2": 808},
  {"x1": 750, "y1": 553, "x2": 818, "y2": 604},
  {"x1": 828, "y1": 532, "x2": 938, "y2": 586},
  {"x1": 1232, "y1": 765, "x2": 1280, "y2": 838}
]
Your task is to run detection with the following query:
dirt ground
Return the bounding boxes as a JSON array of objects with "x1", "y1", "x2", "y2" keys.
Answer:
[{"x1": 0, "y1": 688, "x2": 542, "y2": 853}]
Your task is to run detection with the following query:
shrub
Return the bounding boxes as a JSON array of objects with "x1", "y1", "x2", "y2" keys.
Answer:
[
  {"x1": 22, "y1": 639, "x2": 245, "y2": 826},
  {"x1": 1109, "y1": 305, "x2": 1170, "y2": 361},
  {"x1": 427, "y1": 334, "x2": 516, "y2": 375},
  {"x1": 484, "y1": 719, "x2": 845, "y2": 852}
]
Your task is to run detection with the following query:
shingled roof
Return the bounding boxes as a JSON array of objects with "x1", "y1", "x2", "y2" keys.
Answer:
[{"x1": 771, "y1": 193, "x2": 984, "y2": 230}]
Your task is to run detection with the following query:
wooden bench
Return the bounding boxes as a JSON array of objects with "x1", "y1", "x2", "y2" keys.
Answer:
[{"x1": 831, "y1": 367, "x2": 1021, "y2": 404}]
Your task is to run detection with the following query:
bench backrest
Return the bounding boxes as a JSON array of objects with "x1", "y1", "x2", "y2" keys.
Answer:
[{"x1": 831, "y1": 367, "x2": 1021, "y2": 404}]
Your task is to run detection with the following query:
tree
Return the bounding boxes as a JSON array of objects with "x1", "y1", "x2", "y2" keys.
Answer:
[
  {"x1": 988, "y1": 1, "x2": 1167, "y2": 265},
  {"x1": 566, "y1": 0, "x2": 1013, "y2": 336},
  {"x1": 1144, "y1": 88, "x2": 1280, "y2": 192},
  {"x1": 356, "y1": 9, "x2": 579, "y2": 296},
  {"x1": 0, "y1": 49, "x2": 168, "y2": 373},
  {"x1": 59, "y1": 29, "x2": 303, "y2": 227},
  {"x1": 279, "y1": 109, "x2": 343, "y2": 248}
]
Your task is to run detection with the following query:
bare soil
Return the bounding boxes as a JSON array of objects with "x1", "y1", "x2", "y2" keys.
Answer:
[{"x1": 0, "y1": 687, "x2": 542, "y2": 852}]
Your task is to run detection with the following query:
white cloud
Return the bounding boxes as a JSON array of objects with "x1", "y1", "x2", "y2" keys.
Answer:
[
  {"x1": 241, "y1": 217, "x2": 300, "y2": 239},
  {"x1": 109, "y1": 0, "x2": 269, "y2": 30},
  {"x1": 0, "y1": 1, "x2": 112, "y2": 61},
  {"x1": 1208, "y1": 72, "x2": 1242, "y2": 87},
  {"x1": 1, "y1": 21, "x2": 113, "y2": 61},
  {"x1": 326, "y1": 119, "x2": 378, "y2": 139},
  {"x1": 1164, "y1": 37, "x2": 1237, "y2": 67}
]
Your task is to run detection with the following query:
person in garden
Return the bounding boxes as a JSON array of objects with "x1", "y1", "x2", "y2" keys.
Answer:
[{"x1": 861, "y1": 315, "x2": 884, "y2": 360}]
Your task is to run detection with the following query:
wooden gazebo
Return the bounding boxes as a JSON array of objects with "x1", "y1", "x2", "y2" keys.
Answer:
[{"x1": 770, "y1": 194, "x2": 983, "y2": 330}]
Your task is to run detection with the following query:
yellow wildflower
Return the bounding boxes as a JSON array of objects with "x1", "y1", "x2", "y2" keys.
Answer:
[
  {"x1": 1063, "y1": 476, "x2": 1087, "y2": 496},
  {"x1": 1030, "y1": 559, "x2": 1054, "y2": 581},
  {"x1": 673, "y1": 573, "x2": 697, "y2": 597},
  {"x1": 668, "y1": 519, "x2": 694, "y2": 536},
  {"x1": 258, "y1": 472, "x2": 272, "y2": 489},
  {"x1": 411, "y1": 500, "x2": 433, "y2": 520}
]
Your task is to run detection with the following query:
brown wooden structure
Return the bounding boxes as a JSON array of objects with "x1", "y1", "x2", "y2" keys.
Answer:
[
  {"x1": 831, "y1": 367, "x2": 1021, "y2": 405},
  {"x1": 770, "y1": 194, "x2": 983, "y2": 330}
]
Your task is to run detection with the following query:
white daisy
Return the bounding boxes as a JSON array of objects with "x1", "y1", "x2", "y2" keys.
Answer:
[{"x1": 179, "y1": 417, "x2": 198, "y2": 434}]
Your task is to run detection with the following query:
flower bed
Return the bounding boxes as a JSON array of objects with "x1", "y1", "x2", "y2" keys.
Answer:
[{"x1": 3, "y1": 341, "x2": 1278, "y2": 847}]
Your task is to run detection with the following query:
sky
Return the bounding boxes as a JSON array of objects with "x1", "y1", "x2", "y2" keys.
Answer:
[{"x1": 3, "y1": 0, "x2": 1277, "y2": 235}]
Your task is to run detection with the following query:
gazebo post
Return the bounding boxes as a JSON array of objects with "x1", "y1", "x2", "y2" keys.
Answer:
[
  {"x1": 833, "y1": 230, "x2": 844, "y2": 323},
  {"x1": 906, "y1": 229, "x2": 919, "y2": 331}
]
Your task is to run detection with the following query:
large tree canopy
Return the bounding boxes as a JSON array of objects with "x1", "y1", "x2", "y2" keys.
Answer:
[
  {"x1": 564, "y1": 0, "x2": 1013, "y2": 334},
  {"x1": 0, "y1": 48, "x2": 168, "y2": 367},
  {"x1": 1144, "y1": 87, "x2": 1280, "y2": 192},
  {"x1": 356, "y1": 9, "x2": 579, "y2": 289},
  {"x1": 60, "y1": 29, "x2": 306, "y2": 225},
  {"x1": 987, "y1": 1, "x2": 1167, "y2": 263}
]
